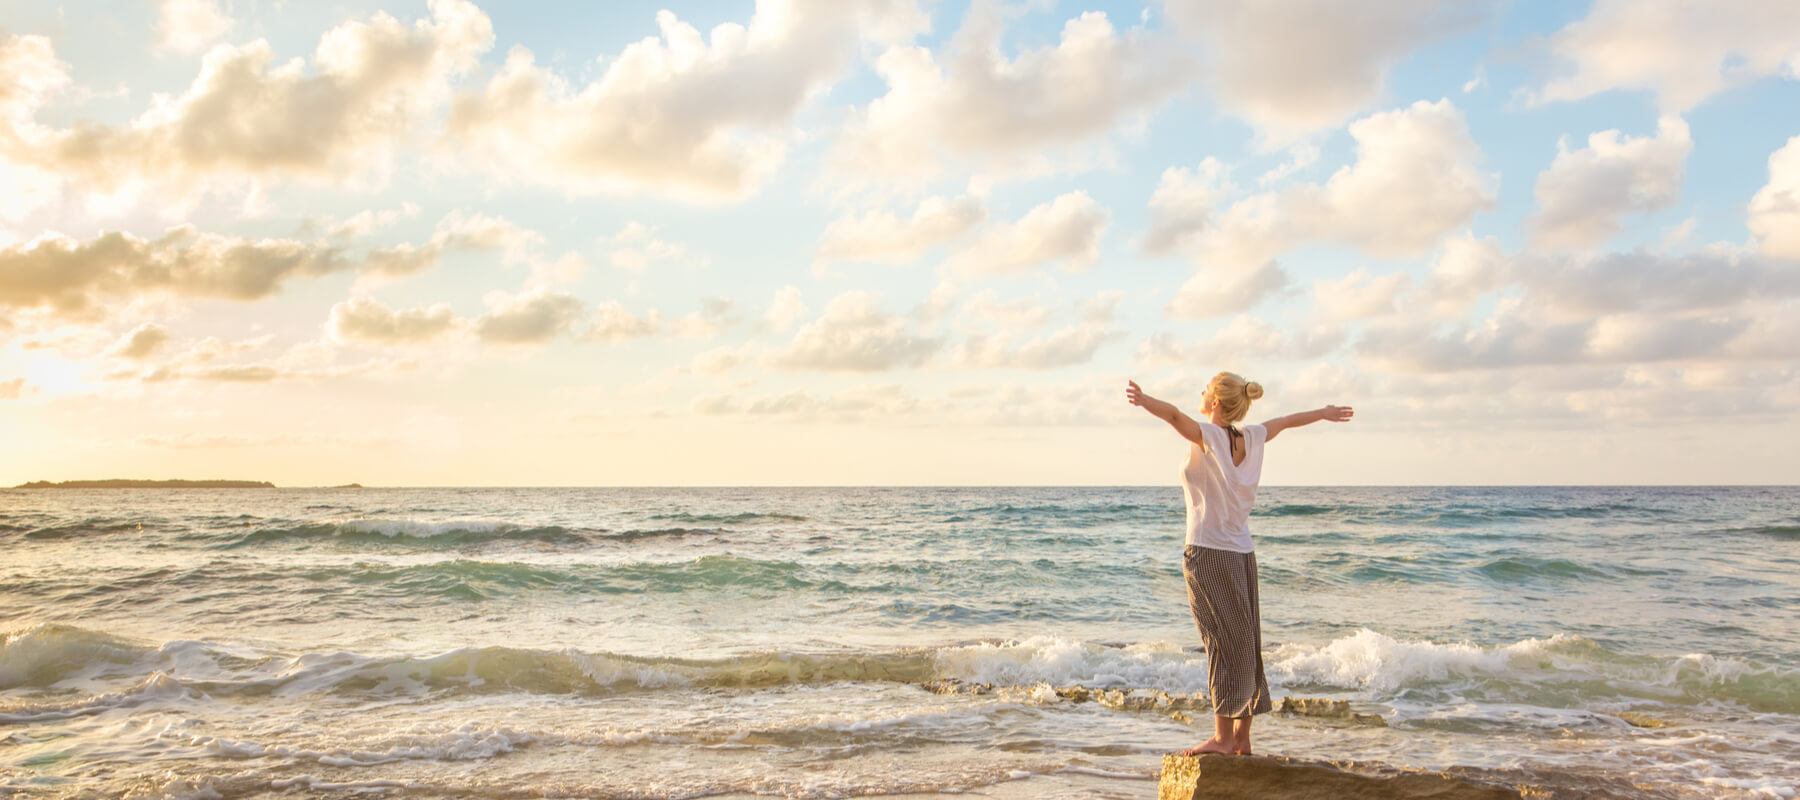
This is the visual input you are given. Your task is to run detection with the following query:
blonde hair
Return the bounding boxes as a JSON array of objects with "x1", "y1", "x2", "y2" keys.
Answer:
[{"x1": 1207, "y1": 371, "x2": 1264, "y2": 424}]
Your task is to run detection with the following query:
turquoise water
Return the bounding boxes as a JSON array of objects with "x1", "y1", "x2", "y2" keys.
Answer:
[{"x1": 2, "y1": 486, "x2": 1797, "y2": 797}]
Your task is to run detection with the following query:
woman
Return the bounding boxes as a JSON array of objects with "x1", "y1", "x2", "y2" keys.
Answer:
[{"x1": 1126, "y1": 373, "x2": 1353, "y2": 756}]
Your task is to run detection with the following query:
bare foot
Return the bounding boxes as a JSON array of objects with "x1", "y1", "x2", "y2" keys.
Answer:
[
  {"x1": 1232, "y1": 747, "x2": 1253, "y2": 756},
  {"x1": 1178, "y1": 738, "x2": 1236, "y2": 756}
]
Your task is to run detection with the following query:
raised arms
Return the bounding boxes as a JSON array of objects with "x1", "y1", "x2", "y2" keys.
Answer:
[
  {"x1": 1125, "y1": 380, "x2": 1207, "y2": 446},
  {"x1": 1262, "y1": 405, "x2": 1354, "y2": 442}
]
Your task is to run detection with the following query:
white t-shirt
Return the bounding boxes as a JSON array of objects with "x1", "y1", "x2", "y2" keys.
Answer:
[{"x1": 1180, "y1": 422, "x2": 1267, "y2": 553}]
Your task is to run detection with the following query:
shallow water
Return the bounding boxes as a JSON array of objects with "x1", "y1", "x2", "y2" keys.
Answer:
[{"x1": 2, "y1": 486, "x2": 1797, "y2": 798}]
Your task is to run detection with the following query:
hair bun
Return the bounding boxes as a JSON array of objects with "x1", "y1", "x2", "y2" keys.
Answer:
[{"x1": 1244, "y1": 381, "x2": 1264, "y2": 400}]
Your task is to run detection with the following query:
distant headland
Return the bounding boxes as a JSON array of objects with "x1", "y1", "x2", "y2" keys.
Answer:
[{"x1": 15, "y1": 479, "x2": 277, "y2": 489}]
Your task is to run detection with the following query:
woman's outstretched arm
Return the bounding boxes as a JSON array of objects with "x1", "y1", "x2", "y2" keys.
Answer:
[
  {"x1": 1126, "y1": 380, "x2": 1207, "y2": 446},
  {"x1": 1262, "y1": 405, "x2": 1354, "y2": 442}
]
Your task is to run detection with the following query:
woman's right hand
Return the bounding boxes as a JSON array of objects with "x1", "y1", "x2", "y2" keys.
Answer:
[
  {"x1": 1126, "y1": 380, "x2": 1145, "y2": 407},
  {"x1": 1322, "y1": 405, "x2": 1355, "y2": 422}
]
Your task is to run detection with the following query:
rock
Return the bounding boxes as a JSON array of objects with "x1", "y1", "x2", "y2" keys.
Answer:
[
  {"x1": 921, "y1": 679, "x2": 994, "y2": 695},
  {"x1": 1614, "y1": 712, "x2": 1671, "y2": 728},
  {"x1": 1278, "y1": 696, "x2": 1388, "y2": 727},
  {"x1": 1158, "y1": 754, "x2": 1529, "y2": 800}
]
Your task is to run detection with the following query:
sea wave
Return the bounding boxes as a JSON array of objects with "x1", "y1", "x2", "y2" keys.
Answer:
[
  {"x1": 1269, "y1": 628, "x2": 1800, "y2": 714},
  {"x1": 216, "y1": 518, "x2": 593, "y2": 549},
  {"x1": 645, "y1": 511, "x2": 808, "y2": 524}
]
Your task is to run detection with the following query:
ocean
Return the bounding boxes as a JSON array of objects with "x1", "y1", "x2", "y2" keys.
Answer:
[{"x1": 1, "y1": 486, "x2": 1796, "y2": 798}]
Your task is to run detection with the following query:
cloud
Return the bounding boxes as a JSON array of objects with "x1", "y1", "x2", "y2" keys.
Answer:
[
  {"x1": 1749, "y1": 136, "x2": 1800, "y2": 260},
  {"x1": 673, "y1": 297, "x2": 738, "y2": 340},
  {"x1": 771, "y1": 290, "x2": 940, "y2": 372},
  {"x1": 948, "y1": 323, "x2": 1123, "y2": 369},
  {"x1": 133, "y1": 358, "x2": 417, "y2": 383},
  {"x1": 1163, "y1": 0, "x2": 1493, "y2": 138},
  {"x1": 830, "y1": 3, "x2": 1191, "y2": 181},
  {"x1": 0, "y1": 210, "x2": 527, "y2": 320},
  {"x1": 472, "y1": 289, "x2": 585, "y2": 346},
  {"x1": 328, "y1": 296, "x2": 460, "y2": 345},
  {"x1": 1138, "y1": 315, "x2": 1339, "y2": 368},
  {"x1": 0, "y1": 377, "x2": 23, "y2": 399},
  {"x1": 959, "y1": 290, "x2": 1052, "y2": 331},
  {"x1": 156, "y1": 0, "x2": 234, "y2": 55},
  {"x1": 1356, "y1": 241, "x2": 1800, "y2": 373},
  {"x1": 606, "y1": 222, "x2": 707, "y2": 272},
  {"x1": 1142, "y1": 158, "x2": 1232, "y2": 256},
  {"x1": 106, "y1": 323, "x2": 173, "y2": 359},
  {"x1": 0, "y1": 1, "x2": 494, "y2": 193},
  {"x1": 1166, "y1": 261, "x2": 1290, "y2": 319},
  {"x1": 1356, "y1": 301, "x2": 1751, "y2": 373},
  {"x1": 691, "y1": 382, "x2": 922, "y2": 421},
  {"x1": 762, "y1": 286, "x2": 805, "y2": 333},
  {"x1": 0, "y1": 226, "x2": 349, "y2": 318},
  {"x1": 1520, "y1": 246, "x2": 1794, "y2": 319},
  {"x1": 587, "y1": 300, "x2": 661, "y2": 343},
  {"x1": 1529, "y1": 116, "x2": 1692, "y2": 249},
  {"x1": 1313, "y1": 269, "x2": 1411, "y2": 322},
  {"x1": 358, "y1": 210, "x2": 540, "y2": 282},
  {"x1": 943, "y1": 191, "x2": 1107, "y2": 276},
  {"x1": 1416, "y1": 235, "x2": 1513, "y2": 318},
  {"x1": 442, "y1": 1, "x2": 923, "y2": 200},
  {"x1": 816, "y1": 195, "x2": 985, "y2": 265},
  {"x1": 318, "y1": 202, "x2": 422, "y2": 240},
  {"x1": 1534, "y1": 0, "x2": 1800, "y2": 111},
  {"x1": 1195, "y1": 99, "x2": 1495, "y2": 269},
  {"x1": 690, "y1": 344, "x2": 751, "y2": 376}
]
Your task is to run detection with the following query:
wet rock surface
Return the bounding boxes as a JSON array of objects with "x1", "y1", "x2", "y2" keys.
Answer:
[{"x1": 1158, "y1": 754, "x2": 1530, "y2": 800}]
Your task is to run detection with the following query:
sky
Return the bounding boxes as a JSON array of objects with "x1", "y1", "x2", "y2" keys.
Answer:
[{"x1": 0, "y1": 0, "x2": 1797, "y2": 487}]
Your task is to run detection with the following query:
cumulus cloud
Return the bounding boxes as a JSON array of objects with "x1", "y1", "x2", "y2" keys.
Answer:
[
  {"x1": 762, "y1": 286, "x2": 805, "y2": 333},
  {"x1": 0, "y1": 210, "x2": 526, "y2": 320},
  {"x1": 133, "y1": 358, "x2": 417, "y2": 384},
  {"x1": 156, "y1": 0, "x2": 234, "y2": 55},
  {"x1": 1416, "y1": 235, "x2": 1513, "y2": 319},
  {"x1": 1529, "y1": 117, "x2": 1692, "y2": 249},
  {"x1": 1166, "y1": 261, "x2": 1290, "y2": 319},
  {"x1": 441, "y1": 1, "x2": 923, "y2": 200},
  {"x1": 588, "y1": 300, "x2": 661, "y2": 343},
  {"x1": 1356, "y1": 302, "x2": 1751, "y2": 373},
  {"x1": 1534, "y1": 0, "x2": 1800, "y2": 111},
  {"x1": 106, "y1": 323, "x2": 173, "y2": 359},
  {"x1": 948, "y1": 324, "x2": 1122, "y2": 369},
  {"x1": 318, "y1": 202, "x2": 422, "y2": 240},
  {"x1": 771, "y1": 290, "x2": 940, "y2": 372},
  {"x1": 606, "y1": 222, "x2": 707, "y2": 272},
  {"x1": 816, "y1": 195, "x2": 984, "y2": 265},
  {"x1": 0, "y1": 226, "x2": 349, "y2": 318},
  {"x1": 1195, "y1": 99, "x2": 1495, "y2": 270},
  {"x1": 943, "y1": 191, "x2": 1107, "y2": 276},
  {"x1": 1163, "y1": 0, "x2": 1493, "y2": 138},
  {"x1": 1357, "y1": 241, "x2": 1800, "y2": 372},
  {"x1": 1138, "y1": 315, "x2": 1339, "y2": 368},
  {"x1": 358, "y1": 210, "x2": 540, "y2": 282},
  {"x1": 0, "y1": 1, "x2": 493, "y2": 194},
  {"x1": 472, "y1": 289, "x2": 585, "y2": 346},
  {"x1": 674, "y1": 298, "x2": 739, "y2": 340},
  {"x1": 0, "y1": 377, "x2": 24, "y2": 399},
  {"x1": 1142, "y1": 158, "x2": 1232, "y2": 256},
  {"x1": 692, "y1": 382, "x2": 922, "y2": 421},
  {"x1": 1313, "y1": 269, "x2": 1411, "y2": 322},
  {"x1": 690, "y1": 344, "x2": 753, "y2": 376},
  {"x1": 329, "y1": 296, "x2": 460, "y2": 345},
  {"x1": 1748, "y1": 136, "x2": 1800, "y2": 260},
  {"x1": 959, "y1": 290, "x2": 1052, "y2": 331},
  {"x1": 830, "y1": 2, "x2": 1191, "y2": 181}
]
